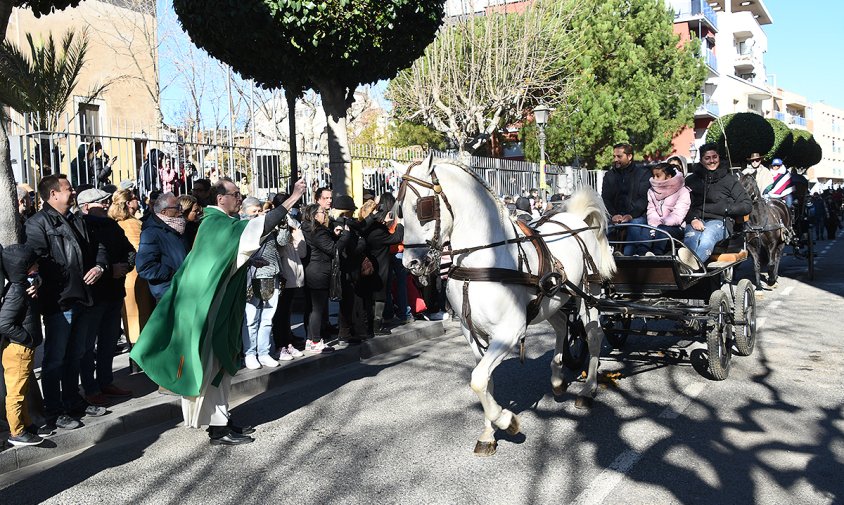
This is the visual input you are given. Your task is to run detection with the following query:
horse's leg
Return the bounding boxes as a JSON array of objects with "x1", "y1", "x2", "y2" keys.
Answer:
[
  {"x1": 548, "y1": 311, "x2": 569, "y2": 396},
  {"x1": 769, "y1": 240, "x2": 785, "y2": 287},
  {"x1": 576, "y1": 293, "x2": 604, "y2": 409},
  {"x1": 470, "y1": 328, "x2": 522, "y2": 456},
  {"x1": 750, "y1": 246, "x2": 763, "y2": 290}
]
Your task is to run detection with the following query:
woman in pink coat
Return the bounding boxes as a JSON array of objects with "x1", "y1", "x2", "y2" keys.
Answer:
[
  {"x1": 640, "y1": 162, "x2": 691, "y2": 256},
  {"x1": 158, "y1": 157, "x2": 178, "y2": 194}
]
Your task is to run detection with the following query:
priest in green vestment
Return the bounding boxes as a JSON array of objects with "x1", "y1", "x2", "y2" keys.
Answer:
[{"x1": 131, "y1": 177, "x2": 305, "y2": 445}]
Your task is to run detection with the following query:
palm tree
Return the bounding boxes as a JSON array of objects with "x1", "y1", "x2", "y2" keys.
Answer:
[{"x1": 0, "y1": 28, "x2": 107, "y2": 174}]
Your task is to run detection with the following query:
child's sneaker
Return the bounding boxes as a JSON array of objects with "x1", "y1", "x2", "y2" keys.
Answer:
[
  {"x1": 286, "y1": 344, "x2": 304, "y2": 358},
  {"x1": 277, "y1": 347, "x2": 294, "y2": 361},
  {"x1": 8, "y1": 432, "x2": 44, "y2": 447}
]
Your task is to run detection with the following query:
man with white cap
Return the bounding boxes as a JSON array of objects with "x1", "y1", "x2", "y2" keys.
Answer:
[{"x1": 77, "y1": 188, "x2": 135, "y2": 406}]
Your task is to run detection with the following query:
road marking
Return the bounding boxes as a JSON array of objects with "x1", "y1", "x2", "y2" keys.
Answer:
[
  {"x1": 781, "y1": 286, "x2": 795, "y2": 296},
  {"x1": 571, "y1": 381, "x2": 706, "y2": 505}
]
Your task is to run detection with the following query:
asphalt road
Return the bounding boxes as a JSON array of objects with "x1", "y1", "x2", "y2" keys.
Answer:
[{"x1": 2, "y1": 232, "x2": 843, "y2": 505}]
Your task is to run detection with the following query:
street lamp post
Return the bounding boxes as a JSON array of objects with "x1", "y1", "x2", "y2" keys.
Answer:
[
  {"x1": 534, "y1": 105, "x2": 552, "y2": 200},
  {"x1": 689, "y1": 142, "x2": 698, "y2": 168}
]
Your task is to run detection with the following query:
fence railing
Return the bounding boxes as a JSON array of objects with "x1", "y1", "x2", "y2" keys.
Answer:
[{"x1": 10, "y1": 126, "x2": 605, "y2": 205}]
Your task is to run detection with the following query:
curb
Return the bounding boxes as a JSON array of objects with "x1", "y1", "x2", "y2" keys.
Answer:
[{"x1": 0, "y1": 320, "x2": 447, "y2": 475}]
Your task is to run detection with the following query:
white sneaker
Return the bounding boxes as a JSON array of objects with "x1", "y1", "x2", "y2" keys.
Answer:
[
  {"x1": 244, "y1": 354, "x2": 261, "y2": 370},
  {"x1": 287, "y1": 344, "x2": 304, "y2": 358},
  {"x1": 305, "y1": 339, "x2": 334, "y2": 354},
  {"x1": 258, "y1": 354, "x2": 280, "y2": 367},
  {"x1": 277, "y1": 347, "x2": 294, "y2": 361}
]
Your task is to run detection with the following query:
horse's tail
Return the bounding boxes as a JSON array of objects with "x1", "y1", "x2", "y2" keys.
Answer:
[{"x1": 567, "y1": 189, "x2": 617, "y2": 279}]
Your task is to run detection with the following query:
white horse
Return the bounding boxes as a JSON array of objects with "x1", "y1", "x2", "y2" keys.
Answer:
[{"x1": 397, "y1": 156, "x2": 617, "y2": 456}]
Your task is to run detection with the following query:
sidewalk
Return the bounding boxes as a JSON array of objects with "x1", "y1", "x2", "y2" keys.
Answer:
[{"x1": 0, "y1": 312, "x2": 452, "y2": 475}]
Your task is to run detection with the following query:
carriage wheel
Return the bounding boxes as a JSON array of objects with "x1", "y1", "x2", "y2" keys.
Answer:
[
  {"x1": 806, "y1": 230, "x2": 815, "y2": 280},
  {"x1": 706, "y1": 290, "x2": 732, "y2": 380},
  {"x1": 562, "y1": 316, "x2": 588, "y2": 371},
  {"x1": 603, "y1": 315, "x2": 631, "y2": 349},
  {"x1": 733, "y1": 279, "x2": 757, "y2": 356}
]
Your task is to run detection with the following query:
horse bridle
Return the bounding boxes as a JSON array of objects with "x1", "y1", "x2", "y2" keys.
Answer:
[{"x1": 396, "y1": 161, "x2": 455, "y2": 265}]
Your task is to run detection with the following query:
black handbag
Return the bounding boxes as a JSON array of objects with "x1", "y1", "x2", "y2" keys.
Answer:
[{"x1": 329, "y1": 249, "x2": 343, "y2": 301}]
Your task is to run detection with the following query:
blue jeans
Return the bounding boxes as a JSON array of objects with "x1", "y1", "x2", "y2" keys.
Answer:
[
  {"x1": 622, "y1": 216, "x2": 649, "y2": 256},
  {"x1": 80, "y1": 300, "x2": 124, "y2": 395},
  {"x1": 684, "y1": 220, "x2": 727, "y2": 261},
  {"x1": 41, "y1": 304, "x2": 91, "y2": 415},
  {"x1": 242, "y1": 288, "x2": 280, "y2": 357},
  {"x1": 384, "y1": 254, "x2": 410, "y2": 320}
]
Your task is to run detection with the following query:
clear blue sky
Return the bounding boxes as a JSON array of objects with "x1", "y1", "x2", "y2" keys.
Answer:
[{"x1": 764, "y1": 0, "x2": 842, "y2": 109}]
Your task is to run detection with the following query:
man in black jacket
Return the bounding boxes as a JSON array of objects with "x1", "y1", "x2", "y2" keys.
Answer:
[
  {"x1": 0, "y1": 244, "x2": 45, "y2": 446},
  {"x1": 25, "y1": 174, "x2": 109, "y2": 431},
  {"x1": 601, "y1": 143, "x2": 651, "y2": 255},
  {"x1": 77, "y1": 188, "x2": 135, "y2": 406}
]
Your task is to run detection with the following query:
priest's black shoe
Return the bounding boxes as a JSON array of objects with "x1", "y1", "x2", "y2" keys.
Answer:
[
  {"x1": 208, "y1": 426, "x2": 254, "y2": 446},
  {"x1": 228, "y1": 421, "x2": 255, "y2": 435}
]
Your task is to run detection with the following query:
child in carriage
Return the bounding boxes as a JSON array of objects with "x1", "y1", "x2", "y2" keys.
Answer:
[{"x1": 634, "y1": 162, "x2": 690, "y2": 256}]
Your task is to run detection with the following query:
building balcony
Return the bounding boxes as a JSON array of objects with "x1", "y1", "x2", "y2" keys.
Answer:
[
  {"x1": 671, "y1": 0, "x2": 718, "y2": 32},
  {"x1": 774, "y1": 111, "x2": 787, "y2": 122},
  {"x1": 793, "y1": 115, "x2": 807, "y2": 127},
  {"x1": 703, "y1": 47, "x2": 718, "y2": 73},
  {"x1": 696, "y1": 94, "x2": 719, "y2": 118}
]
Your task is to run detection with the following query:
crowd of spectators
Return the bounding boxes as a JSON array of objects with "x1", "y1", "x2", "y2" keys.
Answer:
[{"x1": 1, "y1": 174, "x2": 447, "y2": 447}]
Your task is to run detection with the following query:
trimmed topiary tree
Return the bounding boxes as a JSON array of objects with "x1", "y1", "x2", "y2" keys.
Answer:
[
  {"x1": 764, "y1": 118, "x2": 794, "y2": 164},
  {"x1": 705, "y1": 112, "x2": 775, "y2": 167},
  {"x1": 786, "y1": 129, "x2": 822, "y2": 169},
  {"x1": 172, "y1": 0, "x2": 445, "y2": 196}
]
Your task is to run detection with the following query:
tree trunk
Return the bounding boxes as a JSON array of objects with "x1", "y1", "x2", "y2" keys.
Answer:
[
  {"x1": 286, "y1": 89, "x2": 298, "y2": 183},
  {"x1": 317, "y1": 80, "x2": 352, "y2": 197},
  {"x1": 0, "y1": 0, "x2": 22, "y2": 246}
]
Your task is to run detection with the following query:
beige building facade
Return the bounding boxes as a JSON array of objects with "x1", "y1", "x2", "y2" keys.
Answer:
[{"x1": 6, "y1": 0, "x2": 160, "y2": 185}]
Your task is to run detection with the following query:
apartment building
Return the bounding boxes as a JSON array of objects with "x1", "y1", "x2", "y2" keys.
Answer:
[
  {"x1": 810, "y1": 102, "x2": 844, "y2": 185},
  {"x1": 667, "y1": 0, "x2": 774, "y2": 160}
]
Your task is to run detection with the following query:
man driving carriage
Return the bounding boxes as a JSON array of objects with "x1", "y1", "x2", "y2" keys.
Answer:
[{"x1": 683, "y1": 143, "x2": 752, "y2": 261}]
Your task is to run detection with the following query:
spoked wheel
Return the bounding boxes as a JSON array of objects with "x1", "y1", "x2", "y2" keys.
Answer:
[
  {"x1": 603, "y1": 315, "x2": 631, "y2": 349},
  {"x1": 563, "y1": 315, "x2": 588, "y2": 371},
  {"x1": 706, "y1": 290, "x2": 733, "y2": 380},
  {"x1": 733, "y1": 279, "x2": 757, "y2": 356}
]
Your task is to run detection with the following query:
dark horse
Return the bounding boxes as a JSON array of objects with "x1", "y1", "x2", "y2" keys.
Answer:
[{"x1": 740, "y1": 172, "x2": 792, "y2": 290}]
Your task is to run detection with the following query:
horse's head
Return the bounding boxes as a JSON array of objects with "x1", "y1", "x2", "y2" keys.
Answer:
[
  {"x1": 397, "y1": 154, "x2": 454, "y2": 282},
  {"x1": 739, "y1": 169, "x2": 762, "y2": 203}
]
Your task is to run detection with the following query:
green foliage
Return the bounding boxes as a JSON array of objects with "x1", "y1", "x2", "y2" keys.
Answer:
[
  {"x1": 172, "y1": 0, "x2": 445, "y2": 92},
  {"x1": 786, "y1": 129, "x2": 822, "y2": 169},
  {"x1": 522, "y1": 0, "x2": 706, "y2": 168},
  {"x1": 387, "y1": 121, "x2": 446, "y2": 150},
  {"x1": 14, "y1": 0, "x2": 82, "y2": 17},
  {"x1": 0, "y1": 29, "x2": 91, "y2": 130},
  {"x1": 764, "y1": 118, "x2": 793, "y2": 164},
  {"x1": 705, "y1": 112, "x2": 774, "y2": 166}
]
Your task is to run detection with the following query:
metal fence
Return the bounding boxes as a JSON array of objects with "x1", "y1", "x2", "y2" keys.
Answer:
[{"x1": 9, "y1": 118, "x2": 603, "y2": 205}]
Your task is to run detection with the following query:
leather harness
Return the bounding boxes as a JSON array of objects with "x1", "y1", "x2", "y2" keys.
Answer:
[{"x1": 397, "y1": 160, "x2": 601, "y2": 356}]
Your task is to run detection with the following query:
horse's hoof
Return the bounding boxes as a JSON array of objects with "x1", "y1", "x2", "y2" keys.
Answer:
[
  {"x1": 506, "y1": 414, "x2": 521, "y2": 436},
  {"x1": 575, "y1": 396, "x2": 594, "y2": 410},
  {"x1": 473, "y1": 440, "x2": 497, "y2": 457},
  {"x1": 552, "y1": 383, "x2": 568, "y2": 396}
]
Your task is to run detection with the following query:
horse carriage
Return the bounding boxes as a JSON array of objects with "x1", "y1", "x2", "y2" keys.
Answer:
[
  {"x1": 396, "y1": 156, "x2": 757, "y2": 455},
  {"x1": 562, "y1": 224, "x2": 757, "y2": 381}
]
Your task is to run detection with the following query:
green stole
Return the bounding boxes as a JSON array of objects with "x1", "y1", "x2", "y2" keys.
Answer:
[{"x1": 130, "y1": 207, "x2": 249, "y2": 396}]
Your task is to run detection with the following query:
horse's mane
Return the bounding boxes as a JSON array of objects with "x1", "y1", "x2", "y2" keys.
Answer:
[{"x1": 431, "y1": 158, "x2": 510, "y2": 218}]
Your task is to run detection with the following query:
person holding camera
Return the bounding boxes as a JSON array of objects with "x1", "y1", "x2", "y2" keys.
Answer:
[{"x1": 359, "y1": 194, "x2": 404, "y2": 335}]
